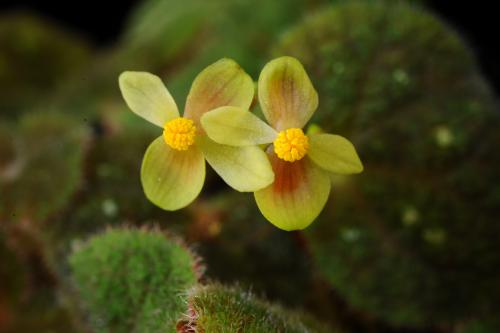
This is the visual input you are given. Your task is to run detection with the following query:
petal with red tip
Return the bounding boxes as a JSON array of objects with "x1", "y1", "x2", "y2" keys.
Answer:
[
  {"x1": 254, "y1": 151, "x2": 330, "y2": 231},
  {"x1": 258, "y1": 56, "x2": 318, "y2": 131},
  {"x1": 184, "y1": 58, "x2": 254, "y2": 123}
]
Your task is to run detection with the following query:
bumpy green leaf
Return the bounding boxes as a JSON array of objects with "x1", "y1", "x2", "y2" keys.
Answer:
[
  {"x1": 277, "y1": 1, "x2": 500, "y2": 327},
  {"x1": 182, "y1": 284, "x2": 336, "y2": 333},
  {"x1": 69, "y1": 227, "x2": 199, "y2": 333}
]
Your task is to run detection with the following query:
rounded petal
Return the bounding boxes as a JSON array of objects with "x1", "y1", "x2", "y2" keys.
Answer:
[
  {"x1": 198, "y1": 136, "x2": 274, "y2": 192},
  {"x1": 119, "y1": 71, "x2": 179, "y2": 127},
  {"x1": 141, "y1": 136, "x2": 205, "y2": 210},
  {"x1": 184, "y1": 58, "x2": 254, "y2": 123},
  {"x1": 309, "y1": 133, "x2": 363, "y2": 174},
  {"x1": 201, "y1": 106, "x2": 277, "y2": 146},
  {"x1": 255, "y1": 151, "x2": 330, "y2": 231},
  {"x1": 258, "y1": 56, "x2": 318, "y2": 131}
]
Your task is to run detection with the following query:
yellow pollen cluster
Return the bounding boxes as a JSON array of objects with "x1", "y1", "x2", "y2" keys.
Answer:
[
  {"x1": 163, "y1": 117, "x2": 197, "y2": 151},
  {"x1": 273, "y1": 128, "x2": 309, "y2": 162}
]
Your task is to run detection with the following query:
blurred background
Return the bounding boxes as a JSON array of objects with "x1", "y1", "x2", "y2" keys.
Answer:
[{"x1": 1, "y1": 0, "x2": 499, "y2": 332}]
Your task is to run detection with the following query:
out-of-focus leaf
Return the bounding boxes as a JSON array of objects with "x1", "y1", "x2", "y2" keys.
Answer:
[
  {"x1": 277, "y1": 1, "x2": 500, "y2": 327},
  {"x1": 0, "y1": 112, "x2": 87, "y2": 223},
  {"x1": 0, "y1": 14, "x2": 91, "y2": 117}
]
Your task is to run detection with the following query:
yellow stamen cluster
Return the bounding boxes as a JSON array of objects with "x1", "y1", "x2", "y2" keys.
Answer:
[
  {"x1": 273, "y1": 128, "x2": 309, "y2": 162},
  {"x1": 163, "y1": 117, "x2": 196, "y2": 151}
]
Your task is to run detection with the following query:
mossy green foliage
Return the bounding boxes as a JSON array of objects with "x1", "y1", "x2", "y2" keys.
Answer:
[
  {"x1": 185, "y1": 284, "x2": 336, "y2": 333},
  {"x1": 277, "y1": 1, "x2": 500, "y2": 328},
  {"x1": 0, "y1": 112, "x2": 87, "y2": 223},
  {"x1": 69, "y1": 228, "x2": 199, "y2": 333},
  {"x1": 0, "y1": 13, "x2": 91, "y2": 117}
]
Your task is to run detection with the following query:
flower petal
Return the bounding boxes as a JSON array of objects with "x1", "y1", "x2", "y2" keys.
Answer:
[
  {"x1": 201, "y1": 106, "x2": 277, "y2": 146},
  {"x1": 184, "y1": 58, "x2": 254, "y2": 123},
  {"x1": 198, "y1": 136, "x2": 274, "y2": 192},
  {"x1": 254, "y1": 151, "x2": 330, "y2": 231},
  {"x1": 141, "y1": 136, "x2": 205, "y2": 210},
  {"x1": 119, "y1": 71, "x2": 179, "y2": 127},
  {"x1": 308, "y1": 133, "x2": 363, "y2": 174},
  {"x1": 258, "y1": 56, "x2": 318, "y2": 131}
]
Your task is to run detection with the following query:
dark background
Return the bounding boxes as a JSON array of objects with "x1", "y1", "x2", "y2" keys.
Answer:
[{"x1": 1, "y1": 1, "x2": 498, "y2": 94}]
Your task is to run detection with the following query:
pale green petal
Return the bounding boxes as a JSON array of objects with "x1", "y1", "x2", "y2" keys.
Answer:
[
  {"x1": 255, "y1": 150, "x2": 330, "y2": 231},
  {"x1": 141, "y1": 136, "x2": 205, "y2": 210},
  {"x1": 119, "y1": 71, "x2": 179, "y2": 127},
  {"x1": 308, "y1": 133, "x2": 363, "y2": 174},
  {"x1": 201, "y1": 106, "x2": 277, "y2": 146},
  {"x1": 258, "y1": 56, "x2": 318, "y2": 131},
  {"x1": 184, "y1": 58, "x2": 254, "y2": 124},
  {"x1": 198, "y1": 136, "x2": 274, "y2": 192}
]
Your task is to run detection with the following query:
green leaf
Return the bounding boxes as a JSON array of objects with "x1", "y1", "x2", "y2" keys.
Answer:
[
  {"x1": 141, "y1": 136, "x2": 205, "y2": 210},
  {"x1": 69, "y1": 227, "x2": 199, "y2": 333},
  {"x1": 0, "y1": 112, "x2": 87, "y2": 222},
  {"x1": 201, "y1": 106, "x2": 277, "y2": 146},
  {"x1": 119, "y1": 71, "x2": 179, "y2": 127},
  {"x1": 182, "y1": 284, "x2": 336, "y2": 333},
  {"x1": 258, "y1": 56, "x2": 318, "y2": 131},
  {"x1": 0, "y1": 14, "x2": 91, "y2": 117},
  {"x1": 198, "y1": 135, "x2": 274, "y2": 192},
  {"x1": 184, "y1": 58, "x2": 254, "y2": 123},
  {"x1": 254, "y1": 151, "x2": 330, "y2": 231},
  {"x1": 308, "y1": 133, "x2": 363, "y2": 174}
]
